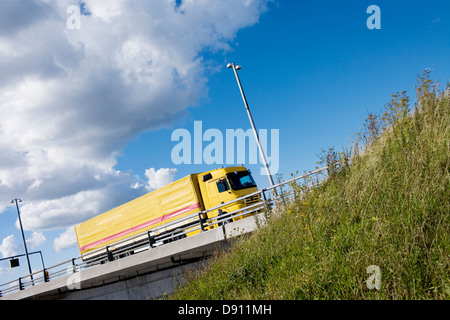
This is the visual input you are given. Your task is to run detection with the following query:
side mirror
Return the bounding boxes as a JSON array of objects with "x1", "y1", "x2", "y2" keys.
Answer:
[{"x1": 202, "y1": 173, "x2": 213, "y2": 182}]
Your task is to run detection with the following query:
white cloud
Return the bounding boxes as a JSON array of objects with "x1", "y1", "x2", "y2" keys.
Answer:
[
  {"x1": 18, "y1": 176, "x2": 144, "y2": 231},
  {"x1": 0, "y1": 232, "x2": 45, "y2": 259},
  {"x1": 145, "y1": 168, "x2": 178, "y2": 191},
  {"x1": 0, "y1": 0, "x2": 269, "y2": 237},
  {"x1": 0, "y1": 235, "x2": 20, "y2": 258},
  {"x1": 54, "y1": 227, "x2": 78, "y2": 252},
  {"x1": 26, "y1": 232, "x2": 47, "y2": 250}
]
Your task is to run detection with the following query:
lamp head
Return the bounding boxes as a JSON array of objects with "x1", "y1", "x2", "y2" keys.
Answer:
[{"x1": 227, "y1": 63, "x2": 242, "y2": 71}]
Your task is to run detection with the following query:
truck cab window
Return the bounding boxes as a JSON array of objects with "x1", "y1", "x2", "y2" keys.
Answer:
[
  {"x1": 217, "y1": 179, "x2": 230, "y2": 193},
  {"x1": 226, "y1": 171, "x2": 257, "y2": 191}
]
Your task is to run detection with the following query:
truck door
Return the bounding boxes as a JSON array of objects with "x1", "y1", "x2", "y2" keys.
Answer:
[
  {"x1": 206, "y1": 178, "x2": 233, "y2": 215},
  {"x1": 207, "y1": 180, "x2": 220, "y2": 210},
  {"x1": 216, "y1": 178, "x2": 234, "y2": 205}
]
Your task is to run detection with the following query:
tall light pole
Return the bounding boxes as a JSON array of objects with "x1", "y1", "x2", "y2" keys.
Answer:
[
  {"x1": 227, "y1": 62, "x2": 275, "y2": 187},
  {"x1": 11, "y1": 199, "x2": 33, "y2": 282}
]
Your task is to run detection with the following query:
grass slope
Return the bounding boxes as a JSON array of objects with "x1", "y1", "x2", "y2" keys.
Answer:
[{"x1": 171, "y1": 71, "x2": 449, "y2": 300}]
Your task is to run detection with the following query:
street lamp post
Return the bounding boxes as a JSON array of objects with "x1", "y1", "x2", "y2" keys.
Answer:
[
  {"x1": 11, "y1": 199, "x2": 33, "y2": 282},
  {"x1": 227, "y1": 62, "x2": 275, "y2": 188}
]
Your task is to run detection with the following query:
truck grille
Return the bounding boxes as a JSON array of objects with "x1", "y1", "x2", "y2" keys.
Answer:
[{"x1": 244, "y1": 195, "x2": 260, "y2": 204}]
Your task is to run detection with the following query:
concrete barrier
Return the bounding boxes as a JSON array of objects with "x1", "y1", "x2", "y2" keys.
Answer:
[{"x1": 2, "y1": 213, "x2": 263, "y2": 300}]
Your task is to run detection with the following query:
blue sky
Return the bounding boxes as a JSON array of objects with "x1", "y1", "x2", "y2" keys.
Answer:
[
  {"x1": 116, "y1": 0, "x2": 450, "y2": 186},
  {"x1": 0, "y1": 0, "x2": 449, "y2": 285}
]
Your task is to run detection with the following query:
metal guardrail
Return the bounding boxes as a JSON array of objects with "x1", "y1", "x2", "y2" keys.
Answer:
[{"x1": 0, "y1": 164, "x2": 336, "y2": 297}]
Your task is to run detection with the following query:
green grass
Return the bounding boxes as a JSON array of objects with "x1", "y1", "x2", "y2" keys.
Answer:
[{"x1": 171, "y1": 71, "x2": 449, "y2": 300}]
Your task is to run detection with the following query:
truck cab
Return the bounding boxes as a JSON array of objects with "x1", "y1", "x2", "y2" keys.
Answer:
[{"x1": 197, "y1": 166, "x2": 261, "y2": 225}]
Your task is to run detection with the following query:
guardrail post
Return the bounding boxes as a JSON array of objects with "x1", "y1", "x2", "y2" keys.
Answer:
[
  {"x1": 198, "y1": 212, "x2": 205, "y2": 232},
  {"x1": 218, "y1": 209, "x2": 223, "y2": 227},
  {"x1": 106, "y1": 246, "x2": 114, "y2": 262},
  {"x1": 0, "y1": 289, "x2": 2, "y2": 297},
  {"x1": 261, "y1": 189, "x2": 268, "y2": 211},
  {"x1": 19, "y1": 277, "x2": 24, "y2": 291},
  {"x1": 71, "y1": 258, "x2": 79, "y2": 274},
  {"x1": 148, "y1": 231, "x2": 155, "y2": 248}
]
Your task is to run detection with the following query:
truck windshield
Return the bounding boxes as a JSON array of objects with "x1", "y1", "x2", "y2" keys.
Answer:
[{"x1": 226, "y1": 171, "x2": 257, "y2": 191}]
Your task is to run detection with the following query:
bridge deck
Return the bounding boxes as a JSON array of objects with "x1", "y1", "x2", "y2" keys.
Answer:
[{"x1": 2, "y1": 213, "x2": 263, "y2": 300}]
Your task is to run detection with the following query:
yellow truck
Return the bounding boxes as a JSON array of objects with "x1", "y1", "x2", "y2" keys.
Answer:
[{"x1": 75, "y1": 166, "x2": 261, "y2": 261}]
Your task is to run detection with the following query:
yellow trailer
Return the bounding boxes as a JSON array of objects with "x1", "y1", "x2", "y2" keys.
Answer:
[{"x1": 75, "y1": 166, "x2": 260, "y2": 260}]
